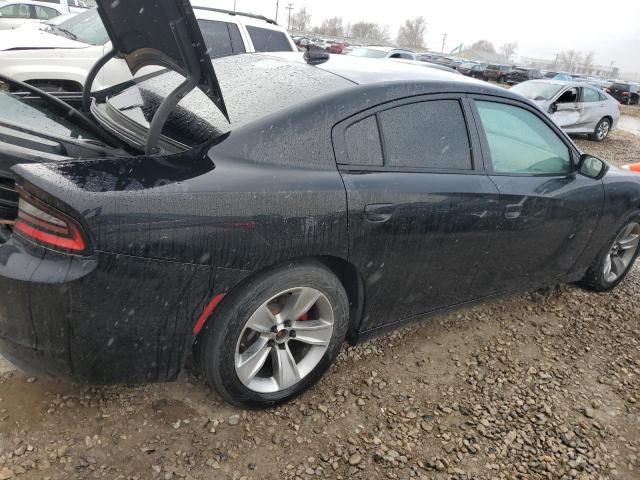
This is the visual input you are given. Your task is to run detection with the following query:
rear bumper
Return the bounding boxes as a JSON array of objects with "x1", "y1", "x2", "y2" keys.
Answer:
[{"x1": 0, "y1": 237, "x2": 246, "y2": 384}]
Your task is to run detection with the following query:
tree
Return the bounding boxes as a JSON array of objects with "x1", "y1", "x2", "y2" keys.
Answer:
[
  {"x1": 350, "y1": 22, "x2": 390, "y2": 42},
  {"x1": 558, "y1": 49, "x2": 583, "y2": 72},
  {"x1": 396, "y1": 16, "x2": 427, "y2": 49},
  {"x1": 315, "y1": 16, "x2": 344, "y2": 37},
  {"x1": 499, "y1": 42, "x2": 518, "y2": 60},
  {"x1": 290, "y1": 7, "x2": 311, "y2": 33},
  {"x1": 581, "y1": 51, "x2": 595, "y2": 75},
  {"x1": 470, "y1": 39, "x2": 496, "y2": 53}
]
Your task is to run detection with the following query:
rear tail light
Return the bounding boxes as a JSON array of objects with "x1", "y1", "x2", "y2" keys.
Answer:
[
  {"x1": 623, "y1": 92, "x2": 630, "y2": 96},
  {"x1": 14, "y1": 191, "x2": 89, "y2": 254}
]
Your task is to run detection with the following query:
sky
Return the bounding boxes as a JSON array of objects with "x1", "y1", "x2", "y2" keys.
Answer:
[{"x1": 208, "y1": 0, "x2": 639, "y2": 75}]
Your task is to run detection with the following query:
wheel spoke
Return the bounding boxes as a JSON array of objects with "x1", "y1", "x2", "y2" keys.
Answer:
[
  {"x1": 236, "y1": 336, "x2": 271, "y2": 385},
  {"x1": 619, "y1": 234, "x2": 640, "y2": 250},
  {"x1": 292, "y1": 320, "x2": 333, "y2": 346},
  {"x1": 603, "y1": 255, "x2": 613, "y2": 278},
  {"x1": 246, "y1": 305, "x2": 277, "y2": 333},
  {"x1": 612, "y1": 256, "x2": 627, "y2": 276},
  {"x1": 272, "y1": 344, "x2": 300, "y2": 390},
  {"x1": 278, "y1": 288, "x2": 321, "y2": 322}
]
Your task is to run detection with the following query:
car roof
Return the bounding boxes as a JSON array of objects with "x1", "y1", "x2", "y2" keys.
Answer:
[
  {"x1": 262, "y1": 52, "x2": 507, "y2": 90},
  {"x1": 0, "y1": 0, "x2": 64, "y2": 7},
  {"x1": 525, "y1": 79, "x2": 600, "y2": 89}
]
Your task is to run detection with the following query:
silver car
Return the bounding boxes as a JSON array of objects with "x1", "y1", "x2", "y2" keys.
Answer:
[{"x1": 511, "y1": 80, "x2": 620, "y2": 141}]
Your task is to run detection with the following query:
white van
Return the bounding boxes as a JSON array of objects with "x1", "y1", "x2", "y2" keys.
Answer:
[{"x1": 0, "y1": 5, "x2": 296, "y2": 91}]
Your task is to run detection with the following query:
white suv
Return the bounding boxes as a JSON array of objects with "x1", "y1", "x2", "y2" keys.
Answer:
[{"x1": 0, "y1": 6, "x2": 296, "y2": 92}]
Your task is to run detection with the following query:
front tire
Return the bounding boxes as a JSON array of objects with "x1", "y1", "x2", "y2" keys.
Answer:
[
  {"x1": 580, "y1": 215, "x2": 640, "y2": 292},
  {"x1": 589, "y1": 117, "x2": 611, "y2": 141},
  {"x1": 196, "y1": 262, "x2": 349, "y2": 408}
]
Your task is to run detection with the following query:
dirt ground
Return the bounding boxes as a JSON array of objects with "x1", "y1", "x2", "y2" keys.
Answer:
[{"x1": 0, "y1": 131, "x2": 639, "y2": 480}]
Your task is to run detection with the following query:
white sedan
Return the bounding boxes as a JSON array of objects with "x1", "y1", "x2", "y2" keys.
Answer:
[
  {"x1": 512, "y1": 80, "x2": 620, "y2": 141},
  {"x1": 0, "y1": 1, "x2": 65, "y2": 30}
]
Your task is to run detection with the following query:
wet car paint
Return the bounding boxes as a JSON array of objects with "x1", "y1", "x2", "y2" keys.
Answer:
[{"x1": 1, "y1": 70, "x2": 640, "y2": 385}]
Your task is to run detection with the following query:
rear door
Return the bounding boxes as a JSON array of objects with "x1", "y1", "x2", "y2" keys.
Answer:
[
  {"x1": 469, "y1": 96, "x2": 604, "y2": 292},
  {"x1": 579, "y1": 86, "x2": 607, "y2": 131},
  {"x1": 334, "y1": 95, "x2": 502, "y2": 332}
]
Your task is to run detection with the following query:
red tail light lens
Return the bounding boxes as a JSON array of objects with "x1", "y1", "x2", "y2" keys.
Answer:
[{"x1": 14, "y1": 193, "x2": 89, "y2": 254}]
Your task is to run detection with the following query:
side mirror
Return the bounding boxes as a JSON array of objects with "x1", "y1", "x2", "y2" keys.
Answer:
[{"x1": 578, "y1": 154, "x2": 607, "y2": 179}]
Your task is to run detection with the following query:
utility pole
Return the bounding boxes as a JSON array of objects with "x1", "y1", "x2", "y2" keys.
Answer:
[
  {"x1": 440, "y1": 33, "x2": 447, "y2": 54},
  {"x1": 233, "y1": 0, "x2": 237, "y2": 12},
  {"x1": 286, "y1": 3, "x2": 295, "y2": 31},
  {"x1": 275, "y1": 0, "x2": 279, "y2": 23}
]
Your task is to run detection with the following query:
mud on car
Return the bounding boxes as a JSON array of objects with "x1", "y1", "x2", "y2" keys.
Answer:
[{"x1": 1, "y1": 0, "x2": 640, "y2": 408}]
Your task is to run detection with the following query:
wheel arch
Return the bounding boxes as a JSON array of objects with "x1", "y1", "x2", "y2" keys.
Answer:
[{"x1": 192, "y1": 255, "x2": 367, "y2": 347}]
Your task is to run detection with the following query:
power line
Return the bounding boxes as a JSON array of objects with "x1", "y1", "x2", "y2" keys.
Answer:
[
  {"x1": 286, "y1": 3, "x2": 294, "y2": 31},
  {"x1": 440, "y1": 32, "x2": 447, "y2": 54}
]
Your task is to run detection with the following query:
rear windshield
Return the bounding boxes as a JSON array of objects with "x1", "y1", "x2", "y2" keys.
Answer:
[
  {"x1": 348, "y1": 48, "x2": 388, "y2": 59},
  {"x1": 611, "y1": 83, "x2": 630, "y2": 90},
  {"x1": 486, "y1": 65, "x2": 499, "y2": 70},
  {"x1": 104, "y1": 54, "x2": 354, "y2": 147}
]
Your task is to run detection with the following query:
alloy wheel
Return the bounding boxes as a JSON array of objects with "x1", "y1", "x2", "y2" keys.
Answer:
[
  {"x1": 234, "y1": 287, "x2": 334, "y2": 394},
  {"x1": 603, "y1": 222, "x2": 640, "y2": 283},
  {"x1": 596, "y1": 120, "x2": 610, "y2": 140}
]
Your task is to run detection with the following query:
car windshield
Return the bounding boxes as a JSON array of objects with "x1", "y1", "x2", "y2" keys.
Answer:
[
  {"x1": 611, "y1": 83, "x2": 630, "y2": 90},
  {"x1": 100, "y1": 54, "x2": 354, "y2": 148},
  {"x1": 511, "y1": 82, "x2": 564, "y2": 101},
  {"x1": 461, "y1": 62, "x2": 477, "y2": 68},
  {"x1": 348, "y1": 48, "x2": 388, "y2": 58},
  {"x1": 48, "y1": 9, "x2": 109, "y2": 45}
]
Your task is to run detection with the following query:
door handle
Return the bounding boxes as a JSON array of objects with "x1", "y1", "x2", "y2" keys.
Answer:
[
  {"x1": 504, "y1": 204, "x2": 523, "y2": 220},
  {"x1": 364, "y1": 204, "x2": 394, "y2": 223}
]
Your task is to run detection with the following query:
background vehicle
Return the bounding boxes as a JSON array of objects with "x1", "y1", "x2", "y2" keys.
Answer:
[
  {"x1": 347, "y1": 46, "x2": 417, "y2": 60},
  {"x1": 388, "y1": 58, "x2": 462, "y2": 75},
  {"x1": 0, "y1": 1, "x2": 65, "y2": 30},
  {"x1": 328, "y1": 42, "x2": 347, "y2": 54},
  {"x1": 506, "y1": 67, "x2": 543, "y2": 85},
  {"x1": 484, "y1": 64, "x2": 513, "y2": 83},
  {"x1": 512, "y1": 80, "x2": 620, "y2": 141},
  {"x1": 607, "y1": 82, "x2": 640, "y2": 105},
  {"x1": 457, "y1": 62, "x2": 485, "y2": 79},
  {"x1": 0, "y1": 6, "x2": 296, "y2": 92}
]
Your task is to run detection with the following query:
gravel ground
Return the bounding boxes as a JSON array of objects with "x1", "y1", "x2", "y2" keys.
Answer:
[{"x1": 0, "y1": 131, "x2": 639, "y2": 480}]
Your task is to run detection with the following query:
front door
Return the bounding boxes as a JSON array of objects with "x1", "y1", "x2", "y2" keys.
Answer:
[
  {"x1": 470, "y1": 97, "x2": 605, "y2": 292},
  {"x1": 334, "y1": 96, "x2": 502, "y2": 332},
  {"x1": 550, "y1": 86, "x2": 582, "y2": 128}
]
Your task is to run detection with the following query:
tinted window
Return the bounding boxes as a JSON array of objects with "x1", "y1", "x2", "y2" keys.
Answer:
[
  {"x1": 379, "y1": 100, "x2": 472, "y2": 170},
  {"x1": 34, "y1": 5, "x2": 59, "y2": 19},
  {"x1": 198, "y1": 20, "x2": 246, "y2": 58},
  {"x1": 0, "y1": 4, "x2": 31, "y2": 18},
  {"x1": 582, "y1": 88, "x2": 601, "y2": 102},
  {"x1": 476, "y1": 101, "x2": 570, "y2": 175},
  {"x1": 247, "y1": 26, "x2": 293, "y2": 52},
  {"x1": 345, "y1": 116, "x2": 383, "y2": 166}
]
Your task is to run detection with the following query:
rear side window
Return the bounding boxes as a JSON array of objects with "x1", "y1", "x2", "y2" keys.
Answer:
[
  {"x1": 247, "y1": 26, "x2": 293, "y2": 52},
  {"x1": 345, "y1": 116, "x2": 383, "y2": 166},
  {"x1": 198, "y1": 20, "x2": 246, "y2": 58},
  {"x1": 582, "y1": 88, "x2": 601, "y2": 102},
  {"x1": 476, "y1": 101, "x2": 570, "y2": 175},
  {"x1": 0, "y1": 4, "x2": 31, "y2": 18},
  {"x1": 378, "y1": 100, "x2": 472, "y2": 170}
]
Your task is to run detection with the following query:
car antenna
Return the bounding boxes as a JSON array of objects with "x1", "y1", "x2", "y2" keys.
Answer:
[{"x1": 303, "y1": 42, "x2": 330, "y2": 66}]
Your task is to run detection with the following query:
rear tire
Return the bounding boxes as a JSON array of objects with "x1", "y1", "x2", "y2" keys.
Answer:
[
  {"x1": 195, "y1": 261, "x2": 349, "y2": 408},
  {"x1": 579, "y1": 214, "x2": 640, "y2": 292},
  {"x1": 589, "y1": 117, "x2": 611, "y2": 141}
]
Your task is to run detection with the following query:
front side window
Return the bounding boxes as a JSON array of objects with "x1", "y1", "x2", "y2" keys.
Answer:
[
  {"x1": 246, "y1": 26, "x2": 293, "y2": 52},
  {"x1": 34, "y1": 5, "x2": 59, "y2": 19},
  {"x1": 0, "y1": 4, "x2": 31, "y2": 18},
  {"x1": 198, "y1": 20, "x2": 246, "y2": 58},
  {"x1": 476, "y1": 101, "x2": 570, "y2": 175},
  {"x1": 378, "y1": 100, "x2": 472, "y2": 170}
]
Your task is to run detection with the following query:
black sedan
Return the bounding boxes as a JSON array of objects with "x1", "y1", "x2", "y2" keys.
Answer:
[{"x1": 1, "y1": 0, "x2": 639, "y2": 408}]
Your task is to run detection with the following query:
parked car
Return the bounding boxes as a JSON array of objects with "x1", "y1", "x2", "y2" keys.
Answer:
[
  {"x1": 484, "y1": 64, "x2": 513, "y2": 83},
  {"x1": 512, "y1": 80, "x2": 620, "y2": 141},
  {"x1": 2, "y1": 0, "x2": 640, "y2": 409},
  {"x1": 506, "y1": 67, "x2": 543, "y2": 85},
  {"x1": 388, "y1": 58, "x2": 462, "y2": 75},
  {"x1": 328, "y1": 42, "x2": 347, "y2": 54},
  {"x1": 0, "y1": 1, "x2": 65, "y2": 30},
  {"x1": 457, "y1": 62, "x2": 485, "y2": 79},
  {"x1": 607, "y1": 82, "x2": 640, "y2": 105},
  {"x1": 0, "y1": 6, "x2": 296, "y2": 92},
  {"x1": 347, "y1": 46, "x2": 417, "y2": 60}
]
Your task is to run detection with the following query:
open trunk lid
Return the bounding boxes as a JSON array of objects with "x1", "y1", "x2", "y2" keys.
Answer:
[{"x1": 95, "y1": 0, "x2": 228, "y2": 120}]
